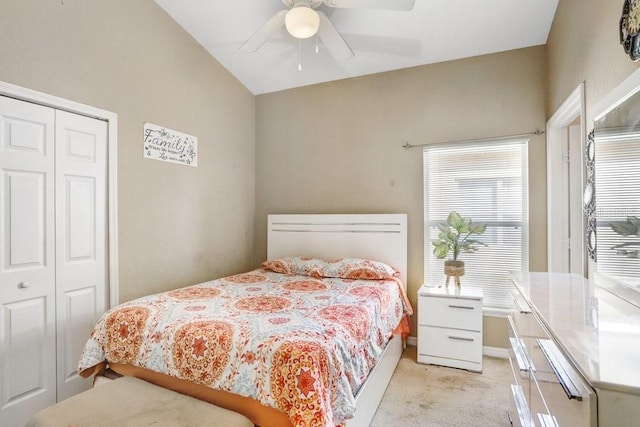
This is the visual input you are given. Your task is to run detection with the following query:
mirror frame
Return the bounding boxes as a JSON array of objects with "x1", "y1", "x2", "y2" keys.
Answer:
[{"x1": 584, "y1": 130, "x2": 596, "y2": 262}]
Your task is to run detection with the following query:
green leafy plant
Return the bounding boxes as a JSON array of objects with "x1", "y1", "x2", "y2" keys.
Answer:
[
  {"x1": 610, "y1": 216, "x2": 640, "y2": 258},
  {"x1": 432, "y1": 211, "x2": 488, "y2": 261}
]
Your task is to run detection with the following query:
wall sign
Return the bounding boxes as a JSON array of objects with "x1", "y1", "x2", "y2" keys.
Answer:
[{"x1": 143, "y1": 123, "x2": 197, "y2": 167}]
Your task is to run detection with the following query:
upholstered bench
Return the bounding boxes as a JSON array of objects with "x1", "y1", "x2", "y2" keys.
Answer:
[{"x1": 27, "y1": 376, "x2": 254, "y2": 427}]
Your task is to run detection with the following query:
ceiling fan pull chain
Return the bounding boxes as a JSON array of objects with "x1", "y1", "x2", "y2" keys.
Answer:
[{"x1": 298, "y1": 39, "x2": 303, "y2": 71}]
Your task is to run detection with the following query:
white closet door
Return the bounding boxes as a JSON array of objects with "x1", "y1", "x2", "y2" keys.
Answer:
[
  {"x1": 0, "y1": 97, "x2": 56, "y2": 426},
  {"x1": 55, "y1": 110, "x2": 107, "y2": 401}
]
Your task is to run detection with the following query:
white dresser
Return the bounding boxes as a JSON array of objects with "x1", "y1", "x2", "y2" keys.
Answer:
[
  {"x1": 509, "y1": 272, "x2": 640, "y2": 427},
  {"x1": 417, "y1": 285, "x2": 483, "y2": 372}
]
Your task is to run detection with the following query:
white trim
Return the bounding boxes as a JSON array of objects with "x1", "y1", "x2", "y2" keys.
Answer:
[
  {"x1": 483, "y1": 346, "x2": 509, "y2": 359},
  {"x1": 593, "y1": 66, "x2": 640, "y2": 121},
  {"x1": 0, "y1": 80, "x2": 119, "y2": 307},
  {"x1": 546, "y1": 83, "x2": 586, "y2": 275},
  {"x1": 407, "y1": 336, "x2": 417, "y2": 347}
]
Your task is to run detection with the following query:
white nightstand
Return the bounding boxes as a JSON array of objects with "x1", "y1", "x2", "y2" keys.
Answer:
[{"x1": 417, "y1": 284, "x2": 483, "y2": 372}]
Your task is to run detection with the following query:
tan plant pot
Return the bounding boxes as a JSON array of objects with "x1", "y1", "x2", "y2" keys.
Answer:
[{"x1": 444, "y1": 260, "x2": 465, "y2": 288}]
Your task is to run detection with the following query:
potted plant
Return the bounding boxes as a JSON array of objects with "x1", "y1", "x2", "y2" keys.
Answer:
[
  {"x1": 432, "y1": 211, "x2": 487, "y2": 287},
  {"x1": 610, "y1": 216, "x2": 640, "y2": 258}
]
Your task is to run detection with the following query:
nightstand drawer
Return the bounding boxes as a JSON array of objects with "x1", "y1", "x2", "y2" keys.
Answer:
[
  {"x1": 419, "y1": 295, "x2": 482, "y2": 331},
  {"x1": 418, "y1": 326, "x2": 482, "y2": 364}
]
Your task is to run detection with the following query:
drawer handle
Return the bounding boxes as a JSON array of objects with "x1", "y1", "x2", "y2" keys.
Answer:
[
  {"x1": 510, "y1": 384, "x2": 533, "y2": 427},
  {"x1": 537, "y1": 338, "x2": 583, "y2": 401},
  {"x1": 509, "y1": 337, "x2": 532, "y2": 372},
  {"x1": 511, "y1": 291, "x2": 532, "y2": 313},
  {"x1": 536, "y1": 413, "x2": 559, "y2": 427},
  {"x1": 448, "y1": 335, "x2": 474, "y2": 342},
  {"x1": 448, "y1": 304, "x2": 474, "y2": 310},
  {"x1": 508, "y1": 316, "x2": 533, "y2": 372}
]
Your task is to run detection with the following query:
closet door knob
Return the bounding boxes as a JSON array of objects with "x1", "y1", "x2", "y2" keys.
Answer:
[{"x1": 18, "y1": 281, "x2": 31, "y2": 289}]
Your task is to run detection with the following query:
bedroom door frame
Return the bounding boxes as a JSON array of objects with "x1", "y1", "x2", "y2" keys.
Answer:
[
  {"x1": 0, "y1": 80, "x2": 119, "y2": 306},
  {"x1": 546, "y1": 83, "x2": 585, "y2": 276}
]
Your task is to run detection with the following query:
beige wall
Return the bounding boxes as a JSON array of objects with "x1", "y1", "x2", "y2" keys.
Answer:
[
  {"x1": 255, "y1": 46, "x2": 548, "y2": 343},
  {"x1": 0, "y1": 0, "x2": 256, "y2": 302},
  {"x1": 547, "y1": 0, "x2": 640, "y2": 298},
  {"x1": 7, "y1": 0, "x2": 633, "y2": 349},
  {"x1": 547, "y1": 0, "x2": 640, "y2": 120}
]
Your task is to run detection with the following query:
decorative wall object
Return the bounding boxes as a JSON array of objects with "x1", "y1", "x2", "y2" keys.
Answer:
[
  {"x1": 143, "y1": 123, "x2": 197, "y2": 167},
  {"x1": 620, "y1": 0, "x2": 640, "y2": 61},
  {"x1": 584, "y1": 129, "x2": 597, "y2": 261}
]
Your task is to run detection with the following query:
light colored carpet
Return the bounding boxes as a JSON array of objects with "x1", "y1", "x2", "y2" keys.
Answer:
[{"x1": 371, "y1": 346, "x2": 513, "y2": 427}]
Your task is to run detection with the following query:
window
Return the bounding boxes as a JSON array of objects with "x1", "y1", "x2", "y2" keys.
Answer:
[{"x1": 423, "y1": 141, "x2": 529, "y2": 309}]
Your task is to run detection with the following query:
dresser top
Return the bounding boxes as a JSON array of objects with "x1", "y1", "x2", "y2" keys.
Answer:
[
  {"x1": 419, "y1": 284, "x2": 483, "y2": 300},
  {"x1": 510, "y1": 272, "x2": 640, "y2": 394}
]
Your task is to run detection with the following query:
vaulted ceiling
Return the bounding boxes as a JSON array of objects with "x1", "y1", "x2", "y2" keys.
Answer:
[{"x1": 155, "y1": 0, "x2": 559, "y2": 95}]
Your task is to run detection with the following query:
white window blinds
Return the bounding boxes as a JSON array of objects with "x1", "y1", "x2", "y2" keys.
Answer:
[
  {"x1": 423, "y1": 140, "x2": 529, "y2": 309},
  {"x1": 595, "y1": 135, "x2": 640, "y2": 284}
]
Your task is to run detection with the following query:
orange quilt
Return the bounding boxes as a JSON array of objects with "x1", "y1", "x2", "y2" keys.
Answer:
[{"x1": 78, "y1": 269, "x2": 412, "y2": 427}]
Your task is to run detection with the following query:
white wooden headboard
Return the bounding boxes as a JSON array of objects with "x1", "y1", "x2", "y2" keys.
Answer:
[{"x1": 267, "y1": 214, "x2": 408, "y2": 287}]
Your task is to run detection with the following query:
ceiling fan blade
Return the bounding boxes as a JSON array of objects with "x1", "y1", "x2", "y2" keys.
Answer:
[
  {"x1": 239, "y1": 10, "x2": 287, "y2": 52},
  {"x1": 324, "y1": 0, "x2": 415, "y2": 11},
  {"x1": 317, "y1": 11, "x2": 354, "y2": 60}
]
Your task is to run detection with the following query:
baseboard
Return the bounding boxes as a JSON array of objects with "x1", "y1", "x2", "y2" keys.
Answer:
[
  {"x1": 407, "y1": 336, "x2": 417, "y2": 347},
  {"x1": 483, "y1": 346, "x2": 509, "y2": 358}
]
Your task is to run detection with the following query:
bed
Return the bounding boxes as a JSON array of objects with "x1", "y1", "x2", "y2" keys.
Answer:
[{"x1": 78, "y1": 214, "x2": 410, "y2": 427}]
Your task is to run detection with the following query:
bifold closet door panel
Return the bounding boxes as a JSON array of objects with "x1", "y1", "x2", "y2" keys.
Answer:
[
  {"x1": 0, "y1": 96, "x2": 57, "y2": 426},
  {"x1": 55, "y1": 110, "x2": 107, "y2": 401}
]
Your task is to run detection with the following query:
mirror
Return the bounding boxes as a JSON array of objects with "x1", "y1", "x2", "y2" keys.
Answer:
[{"x1": 591, "y1": 74, "x2": 640, "y2": 308}]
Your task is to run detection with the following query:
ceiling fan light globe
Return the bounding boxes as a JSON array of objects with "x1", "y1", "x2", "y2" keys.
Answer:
[{"x1": 285, "y1": 5, "x2": 320, "y2": 39}]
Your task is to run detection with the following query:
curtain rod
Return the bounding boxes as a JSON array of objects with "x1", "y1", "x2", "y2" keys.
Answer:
[{"x1": 401, "y1": 129, "x2": 545, "y2": 149}]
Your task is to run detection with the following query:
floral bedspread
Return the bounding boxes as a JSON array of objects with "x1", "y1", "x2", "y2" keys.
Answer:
[{"x1": 78, "y1": 269, "x2": 411, "y2": 427}]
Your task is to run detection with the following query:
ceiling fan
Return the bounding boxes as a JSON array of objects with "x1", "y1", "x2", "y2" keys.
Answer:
[{"x1": 239, "y1": 0, "x2": 416, "y2": 60}]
